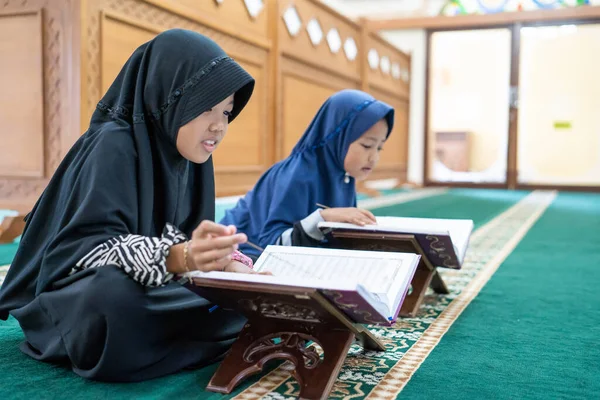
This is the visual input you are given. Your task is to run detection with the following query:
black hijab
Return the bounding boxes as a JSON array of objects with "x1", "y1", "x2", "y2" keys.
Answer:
[{"x1": 0, "y1": 29, "x2": 254, "y2": 319}]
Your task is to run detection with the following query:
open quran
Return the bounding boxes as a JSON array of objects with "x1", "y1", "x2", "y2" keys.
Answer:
[
  {"x1": 183, "y1": 245, "x2": 420, "y2": 325},
  {"x1": 318, "y1": 216, "x2": 474, "y2": 269},
  {"x1": 181, "y1": 246, "x2": 420, "y2": 399}
]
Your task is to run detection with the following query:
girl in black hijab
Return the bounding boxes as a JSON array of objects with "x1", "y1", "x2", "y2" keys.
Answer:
[{"x1": 0, "y1": 29, "x2": 256, "y2": 382}]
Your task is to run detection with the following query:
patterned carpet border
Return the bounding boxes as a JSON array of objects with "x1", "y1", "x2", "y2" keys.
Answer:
[{"x1": 233, "y1": 190, "x2": 557, "y2": 400}]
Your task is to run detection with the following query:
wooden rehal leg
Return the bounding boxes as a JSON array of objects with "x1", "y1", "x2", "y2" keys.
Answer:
[
  {"x1": 399, "y1": 261, "x2": 435, "y2": 317},
  {"x1": 207, "y1": 322, "x2": 355, "y2": 400},
  {"x1": 430, "y1": 269, "x2": 450, "y2": 294}
]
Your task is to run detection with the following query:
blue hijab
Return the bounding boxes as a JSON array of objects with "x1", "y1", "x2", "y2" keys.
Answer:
[{"x1": 220, "y1": 89, "x2": 394, "y2": 257}]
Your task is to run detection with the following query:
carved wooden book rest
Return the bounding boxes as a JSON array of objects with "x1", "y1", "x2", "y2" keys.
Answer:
[{"x1": 185, "y1": 278, "x2": 386, "y2": 400}]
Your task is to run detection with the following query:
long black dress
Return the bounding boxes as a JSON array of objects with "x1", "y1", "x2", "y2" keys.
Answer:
[{"x1": 0, "y1": 29, "x2": 255, "y2": 382}]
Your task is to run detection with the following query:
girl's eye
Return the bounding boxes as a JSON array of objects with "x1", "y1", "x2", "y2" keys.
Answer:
[
  {"x1": 224, "y1": 111, "x2": 232, "y2": 117},
  {"x1": 361, "y1": 144, "x2": 372, "y2": 150}
]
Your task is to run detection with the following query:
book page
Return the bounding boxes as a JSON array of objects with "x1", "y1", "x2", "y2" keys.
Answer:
[
  {"x1": 376, "y1": 217, "x2": 473, "y2": 260},
  {"x1": 181, "y1": 269, "x2": 358, "y2": 291},
  {"x1": 254, "y1": 246, "x2": 417, "y2": 307},
  {"x1": 319, "y1": 217, "x2": 474, "y2": 264},
  {"x1": 180, "y1": 270, "x2": 393, "y2": 322},
  {"x1": 318, "y1": 219, "x2": 447, "y2": 236}
]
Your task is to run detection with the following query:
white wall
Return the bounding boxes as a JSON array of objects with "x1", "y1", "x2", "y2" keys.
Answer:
[
  {"x1": 379, "y1": 29, "x2": 427, "y2": 184},
  {"x1": 320, "y1": 0, "x2": 445, "y2": 20}
]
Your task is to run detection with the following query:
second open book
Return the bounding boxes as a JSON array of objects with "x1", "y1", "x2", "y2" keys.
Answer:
[
  {"x1": 183, "y1": 246, "x2": 420, "y2": 326},
  {"x1": 318, "y1": 216, "x2": 474, "y2": 269}
]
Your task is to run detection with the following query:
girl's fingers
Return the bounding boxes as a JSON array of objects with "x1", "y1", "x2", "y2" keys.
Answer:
[
  {"x1": 191, "y1": 233, "x2": 247, "y2": 252},
  {"x1": 194, "y1": 254, "x2": 232, "y2": 272},
  {"x1": 357, "y1": 212, "x2": 375, "y2": 223},
  {"x1": 193, "y1": 247, "x2": 235, "y2": 266},
  {"x1": 358, "y1": 209, "x2": 377, "y2": 223},
  {"x1": 353, "y1": 218, "x2": 366, "y2": 226},
  {"x1": 202, "y1": 258, "x2": 233, "y2": 272},
  {"x1": 192, "y1": 220, "x2": 231, "y2": 238},
  {"x1": 193, "y1": 221, "x2": 242, "y2": 239}
]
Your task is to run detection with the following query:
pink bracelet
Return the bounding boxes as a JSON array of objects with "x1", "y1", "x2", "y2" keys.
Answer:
[{"x1": 231, "y1": 250, "x2": 253, "y2": 269}]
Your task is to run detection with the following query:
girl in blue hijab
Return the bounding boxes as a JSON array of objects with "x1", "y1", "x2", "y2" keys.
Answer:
[{"x1": 220, "y1": 89, "x2": 394, "y2": 259}]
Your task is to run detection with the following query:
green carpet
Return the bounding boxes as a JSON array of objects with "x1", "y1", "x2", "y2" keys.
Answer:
[
  {"x1": 0, "y1": 242, "x2": 18, "y2": 266},
  {"x1": 0, "y1": 188, "x2": 529, "y2": 399},
  {"x1": 400, "y1": 191, "x2": 600, "y2": 399},
  {"x1": 371, "y1": 188, "x2": 530, "y2": 228}
]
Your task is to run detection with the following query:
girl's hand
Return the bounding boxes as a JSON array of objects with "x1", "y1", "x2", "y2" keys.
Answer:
[
  {"x1": 187, "y1": 221, "x2": 247, "y2": 272},
  {"x1": 320, "y1": 207, "x2": 377, "y2": 226}
]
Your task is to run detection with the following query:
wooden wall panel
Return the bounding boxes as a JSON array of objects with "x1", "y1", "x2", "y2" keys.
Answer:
[
  {"x1": 366, "y1": 34, "x2": 410, "y2": 99},
  {"x1": 81, "y1": 0, "x2": 271, "y2": 142},
  {"x1": 281, "y1": 74, "x2": 337, "y2": 158},
  {"x1": 214, "y1": 167, "x2": 264, "y2": 197},
  {"x1": 0, "y1": 0, "x2": 80, "y2": 212},
  {"x1": 278, "y1": 56, "x2": 360, "y2": 160},
  {"x1": 362, "y1": 33, "x2": 411, "y2": 185},
  {"x1": 0, "y1": 10, "x2": 44, "y2": 178},
  {"x1": 168, "y1": 0, "x2": 269, "y2": 41},
  {"x1": 100, "y1": 12, "x2": 157, "y2": 95},
  {"x1": 369, "y1": 89, "x2": 409, "y2": 180},
  {"x1": 0, "y1": 0, "x2": 412, "y2": 209},
  {"x1": 277, "y1": 0, "x2": 361, "y2": 83},
  {"x1": 213, "y1": 60, "x2": 265, "y2": 167}
]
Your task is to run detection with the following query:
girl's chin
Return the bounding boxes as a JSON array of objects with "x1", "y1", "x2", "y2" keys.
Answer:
[
  {"x1": 355, "y1": 169, "x2": 373, "y2": 181},
  {"x1": 184, "y1": 151, "x2": 211, "y2": 164},
  {"x1": 350, "y1": 173, "x2": 367, "y2": 182}
]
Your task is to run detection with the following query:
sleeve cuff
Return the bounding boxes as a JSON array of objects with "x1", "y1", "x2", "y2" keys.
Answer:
[{"x1": 299, "y1": 209, "x2": 325, "y2": 241}]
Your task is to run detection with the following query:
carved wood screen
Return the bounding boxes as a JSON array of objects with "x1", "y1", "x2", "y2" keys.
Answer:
[
  {"x1": 0, "y1": 0, "x2": 80, "y2": 212},
  {"x1": 363, "y1": 32, "x2": 411, "y2": 182},
  {"x1": 274, "y1": 0, "x2": 361, "y2": 160},
  {"x1": 0, "y1": 0, "x2": 411, "y2": 211}
]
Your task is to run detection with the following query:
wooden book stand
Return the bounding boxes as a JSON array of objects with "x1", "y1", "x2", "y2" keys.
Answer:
[
  {"x1": 186, "y1": 278, "x2": 386, "y2": 400},
  {"x1": 327, "y1": 231, "x2": 450, "y2": 317},
  {"x1": 0, "y1": 214, "x2": 26, "y2": 244}
]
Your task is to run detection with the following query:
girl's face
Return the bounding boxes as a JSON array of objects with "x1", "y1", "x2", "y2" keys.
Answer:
[
  {"x1": 176, "y1": 94, "x2": 234, "y2": 163},
  {"x1": 343, "y1": 118, "x2": 389, "y2": 181}
]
